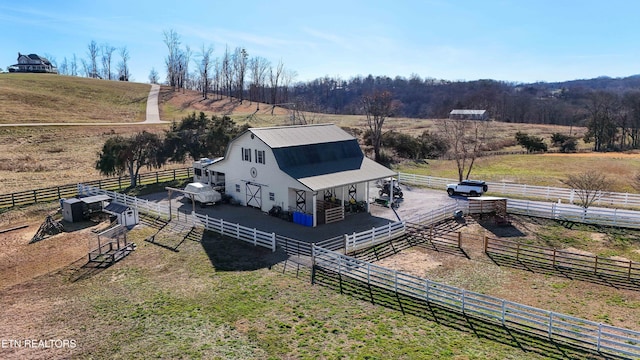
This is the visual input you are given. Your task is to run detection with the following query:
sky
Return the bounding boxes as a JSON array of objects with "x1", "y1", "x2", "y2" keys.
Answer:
[{"x1": 1, "y1": 0, "x2": 639, "y2": 84}]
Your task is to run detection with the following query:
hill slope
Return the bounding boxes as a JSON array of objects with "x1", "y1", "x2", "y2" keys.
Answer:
[{"x1": 0, "y1": 73, "x2": 150, "y2": 124}]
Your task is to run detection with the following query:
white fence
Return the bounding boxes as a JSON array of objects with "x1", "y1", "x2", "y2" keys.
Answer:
[
  {"x1": 78, "y1": 184, "x2": 276, "y2": 252},
  {"x1": 313, "y1": 246, "x2": 640, "y2": 359},
  {"x1": 345, "y1": 203, "x2": 463, "y2": 254},
  {"x1": 398, "y1": 173, "x2": 640, "y2": 208},
  {"x1": 192, "y1": 212, "x2": 276, "y2": 251},
  {"x1": 344, "y1": 221, "x2": 406, "y2": 253},
  {"x1": 508, "y1": 199, "x2": 640, "y2": 230},
  {"x1": 78, "y1": 184, "x2": 170, "y2": 218},
  {"x1": 404, "y1": 202, "x2": 462, "y2": 225}
]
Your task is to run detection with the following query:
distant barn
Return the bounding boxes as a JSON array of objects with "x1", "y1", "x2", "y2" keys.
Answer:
[{"x1": 449, "y1": 109, "x2": 488, "y2": 121}]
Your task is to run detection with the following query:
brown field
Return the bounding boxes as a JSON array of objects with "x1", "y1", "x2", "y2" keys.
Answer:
[{"x1": 0, "y1": 73, "x2": 150, "y2": 124}]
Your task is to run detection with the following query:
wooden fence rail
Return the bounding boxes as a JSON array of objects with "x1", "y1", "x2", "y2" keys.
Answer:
[
  {"x1": 484, "y1": 236, "x2": 640, "y2": 282},
  {"x1": 398, "y1": 172, "x2": 640, "y2": 208},
  {"x1": 312, "y1": 246, "x2": 640, "y2": 359},
  {"x1": 0, "y1": 168, "x2": 191, "y2": 210}
]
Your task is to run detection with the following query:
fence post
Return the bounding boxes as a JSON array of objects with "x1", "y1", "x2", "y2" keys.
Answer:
[
  {"x1": 367, "y1": 263, "x2": 370, "y2": 283},
  {"x1": 11, "y1": 193, "x2": 15, "y2": 207},
  {"x1": 425, "y1": 279, "x2": 430, "y2": 301},
  {"x1": 118, "y1": 177, "x2": 122, "y2": 190},
  {"x1": 156, "y1": 172, "x2": 159, "y2": 184},
  {"x1": 33, "y1": 190, "x2": 37, "y2": 204},
  {"x1": 57, "y1": 187, "x2": 61, "y2": 200},
  {"x1": 594, "y1": 255, "x2": 598, "y2": 274},
  {"x1": 597, "y1": 323, "x2": 602, "y2": 352},
  {"x1": 253, "y1": 228, "x2": 257, "y2": 246},
  {"x1": 552, "y1": 249, "x2": 557, "y2": 267},
  {"x1": 394, "y1": 270, "x2": 398, "y2": 293},
  {"x1": 462, "y1": 289, "x2": 466, "y2": 313},
  {"x1": 548, "y1": 312, "x2": 553, "y2": 338},
  {"x1": 484, "y1": 235, "x2": 488, "y2": 253},
  {"x1": 271, "y1": 233, "x2": 276, "y2": 252},
  {"x1": 457, "y1": 232, "x2": 462, "y2": 248},
  {"x1": 516, "y1": 243, "x2": 520, "y2": 261},
  {"x1": 501, "y1": 300, "x2": 506, "y2": 326},
  {"x1": 629, "y1": 261, "x2": 633, "y2": 281},
  {"x1": 173, "y1": 169, "x2": 176, "y2": 181}
]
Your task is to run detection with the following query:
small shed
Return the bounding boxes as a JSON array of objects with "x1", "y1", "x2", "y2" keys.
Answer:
[{"x1": 103, "y1": 202, "x2": 139, "y2": 228}]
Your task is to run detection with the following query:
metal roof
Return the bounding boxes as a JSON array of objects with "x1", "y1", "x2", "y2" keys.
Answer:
[
  {"x1": 450, "y1": 109, "x2": 487, "y2": 115},
  {"x1": 297, "y1": 157, "x2": 397, "y2": 191},
  {"x1": 249, "y1": 124, "x2": 353, "y2": 148},
  {"x1": 104, "y1": 202, "x2": 130, "y2": 214},
  {"x1": 80, "y1": 194, "x2": 111, "y2": 203}
]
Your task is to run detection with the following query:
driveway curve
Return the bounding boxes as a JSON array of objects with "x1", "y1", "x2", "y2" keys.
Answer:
[{"x1": 0, "y1": 83, "x2": 168, "y2": 127}]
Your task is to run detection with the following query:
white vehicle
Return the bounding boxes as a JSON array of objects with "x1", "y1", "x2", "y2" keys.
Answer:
[
  {"x1": 183, "y1": 182, "x2": 222, "y2": 205},
  {"x1": 446, "y1": 180, "x2": 488, "y2": 197}
]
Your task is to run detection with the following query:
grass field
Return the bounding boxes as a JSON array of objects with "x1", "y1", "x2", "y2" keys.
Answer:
[
  {"x1": 0, "y1": 210, "x2": 600, "y2": 360},
  {"x1": 2, "y1": 79, "x2": 639, "y2": 359},
  {"x1": 0, "y1": 73, "x2": 150, "y2": 124}
]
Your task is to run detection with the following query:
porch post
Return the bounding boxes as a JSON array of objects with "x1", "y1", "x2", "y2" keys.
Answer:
[
  {"x1": 366, "y1": 181, "x2": 370, "y2": 213},
  {"x1": 312, "y1": 192, "x2": 317, "y2": 227}
]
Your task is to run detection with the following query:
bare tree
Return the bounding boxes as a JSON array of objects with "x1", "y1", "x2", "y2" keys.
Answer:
[
  {"x1": 118, "y1": 46, "x2": 130, "y2": 81},
  {"x1": 221, "y1": 46, "x2": 233, "y2": 98},
  {"x1": 281, "y1": 68, "x2": 297, "y2": 104},
  {"x1": 249, "y1": 56, "x2": 269, "y2": 105},
  {"x1": 80, "y1": 58, "x2": 90, "y2": 77},
  {"x1": 148, "y1": 68, "x2": 159, "y2": 84},
  {"x1": 232, "y1": 47, "x2": 248, "y2": 103},
  {"x1": 101, "y1": 44, "x2": 116, "y2": 80},
  {"x1": 269, "y1": 60, "x2": 284, "y2": 114},
  {"x1": 70, "y1": 54, "x2": 78, "y2": 76},
  {"x1": 362, "y1": 90, "x2": 394, "y2": 163},
  {"x1": 59, "y1": 57, "x2": 69, "y2": 75},
  {"x1": 163, "y1": 29, "x2": 181, "y2": 89},
  {"x1": 196, "y1": 44, "x2": 213, "y2": 99},
  {"x1": 440, "y1": 118, "x2": 490, "y2": 182},
  {"x1": 562, "y1": 171, "x2": 612, "y2": 208},
  {"x1": 584, "y1": 91, "x2": 620, "y2": 151},
  {"x1": 87, "y1": 40, "x2": 99, "y2": 78}
]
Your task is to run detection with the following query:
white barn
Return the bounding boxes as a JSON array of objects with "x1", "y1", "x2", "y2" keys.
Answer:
[{"x1": 198, "y1": 124, "x2": 397, "y2": 227}]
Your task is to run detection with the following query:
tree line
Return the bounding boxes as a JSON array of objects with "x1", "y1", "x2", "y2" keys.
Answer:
[{"x1": 96, "y1": 112, "x2": 248, "y2": 188}]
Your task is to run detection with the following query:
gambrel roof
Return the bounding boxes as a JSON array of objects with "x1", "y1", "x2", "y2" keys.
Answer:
[{"x1": 232, "y1": 124, "x2": 397, "y2": 191}]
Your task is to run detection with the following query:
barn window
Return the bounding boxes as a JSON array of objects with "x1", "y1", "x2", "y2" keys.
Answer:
[
  {"x1": 194, "y1": 168, "x2": 202, "y2": 176},
  {"x1": 242, "y1": 148, "x2": 252, "y2": 162},
  {"x1": 235, "y1": 184, "x2": 240, "y2": 192},
  {"x1": 256, "y1": 150, "x2": 265, "y2": 164},
  {"x1": 269, "y1": 192, "x2": 275, "y2": 201}
]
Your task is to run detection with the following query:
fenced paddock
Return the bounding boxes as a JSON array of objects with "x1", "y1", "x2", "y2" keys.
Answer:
[
  {"x1": 398, "y1": 172, "x2": 640, "y2": 208},
  {"x1": 312, "y1": 246, "x2": 640, "y2": 359},
  {"x1": 508, "y1": 199, "x2": 640, "y2": 229},
  {"x1": 0, "y1": 168, "x2": 191, "y2": 210},
  {"x1": 484, "y1": 236, "x2": 640, "y2": 285}
]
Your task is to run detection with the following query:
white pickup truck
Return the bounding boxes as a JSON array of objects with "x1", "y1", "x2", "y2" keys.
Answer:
[{"x1": 446, "y1": 180, "x2": 488, "y2": 197}]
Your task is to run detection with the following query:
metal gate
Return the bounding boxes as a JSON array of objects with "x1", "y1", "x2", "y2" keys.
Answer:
[{"x1": 246, "y1": 183, "x2": 262, "y2": 208}]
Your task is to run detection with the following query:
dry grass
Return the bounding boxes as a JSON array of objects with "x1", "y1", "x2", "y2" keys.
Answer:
[
  {"x1": 0, "y1": 73, "x2": 149, "y2": 123},
  {"x1": 0, "y1": 125, "x2": 186, "y2": 194}
]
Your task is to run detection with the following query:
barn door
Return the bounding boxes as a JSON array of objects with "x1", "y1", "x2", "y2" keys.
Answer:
[{"x1": 246, "y1": 183, "x2": 262, "y2": 209}]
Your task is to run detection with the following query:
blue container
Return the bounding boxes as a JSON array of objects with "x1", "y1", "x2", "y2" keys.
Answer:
[
  {"x1": 293, "y1": 211, "x2": 301, "y2": 225},
  {"x1": 305, "y1": 214, "x2": 313, "y2": 227}
]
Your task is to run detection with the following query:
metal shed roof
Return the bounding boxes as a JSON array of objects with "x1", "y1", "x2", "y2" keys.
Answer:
[
  {"x1": 80, "y1": 194, "x2": 111, "y2": 203},
  {"x1": 297, "y1": 157, "x2": 397, "y2": 191},
  {"x1": 450, "y1": 109, "x2": 487, "y2": 115},
  {"x1": 104, "y1": 202, "x2": 130, "y2": 214},
  {"x1": 249, "y1": 124, "x2": 353, "y2": 148}
]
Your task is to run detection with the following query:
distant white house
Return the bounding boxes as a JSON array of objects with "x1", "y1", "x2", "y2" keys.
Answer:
[
  {"x1": 8, "y1": 53, "x2": 58, "y2": 74},
  {"x1": 196, "y1": 124, "x2": 397, "y2": 227},
  {"x1": 449, "y1": 109, "x2": 488, "y2": 121}
]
